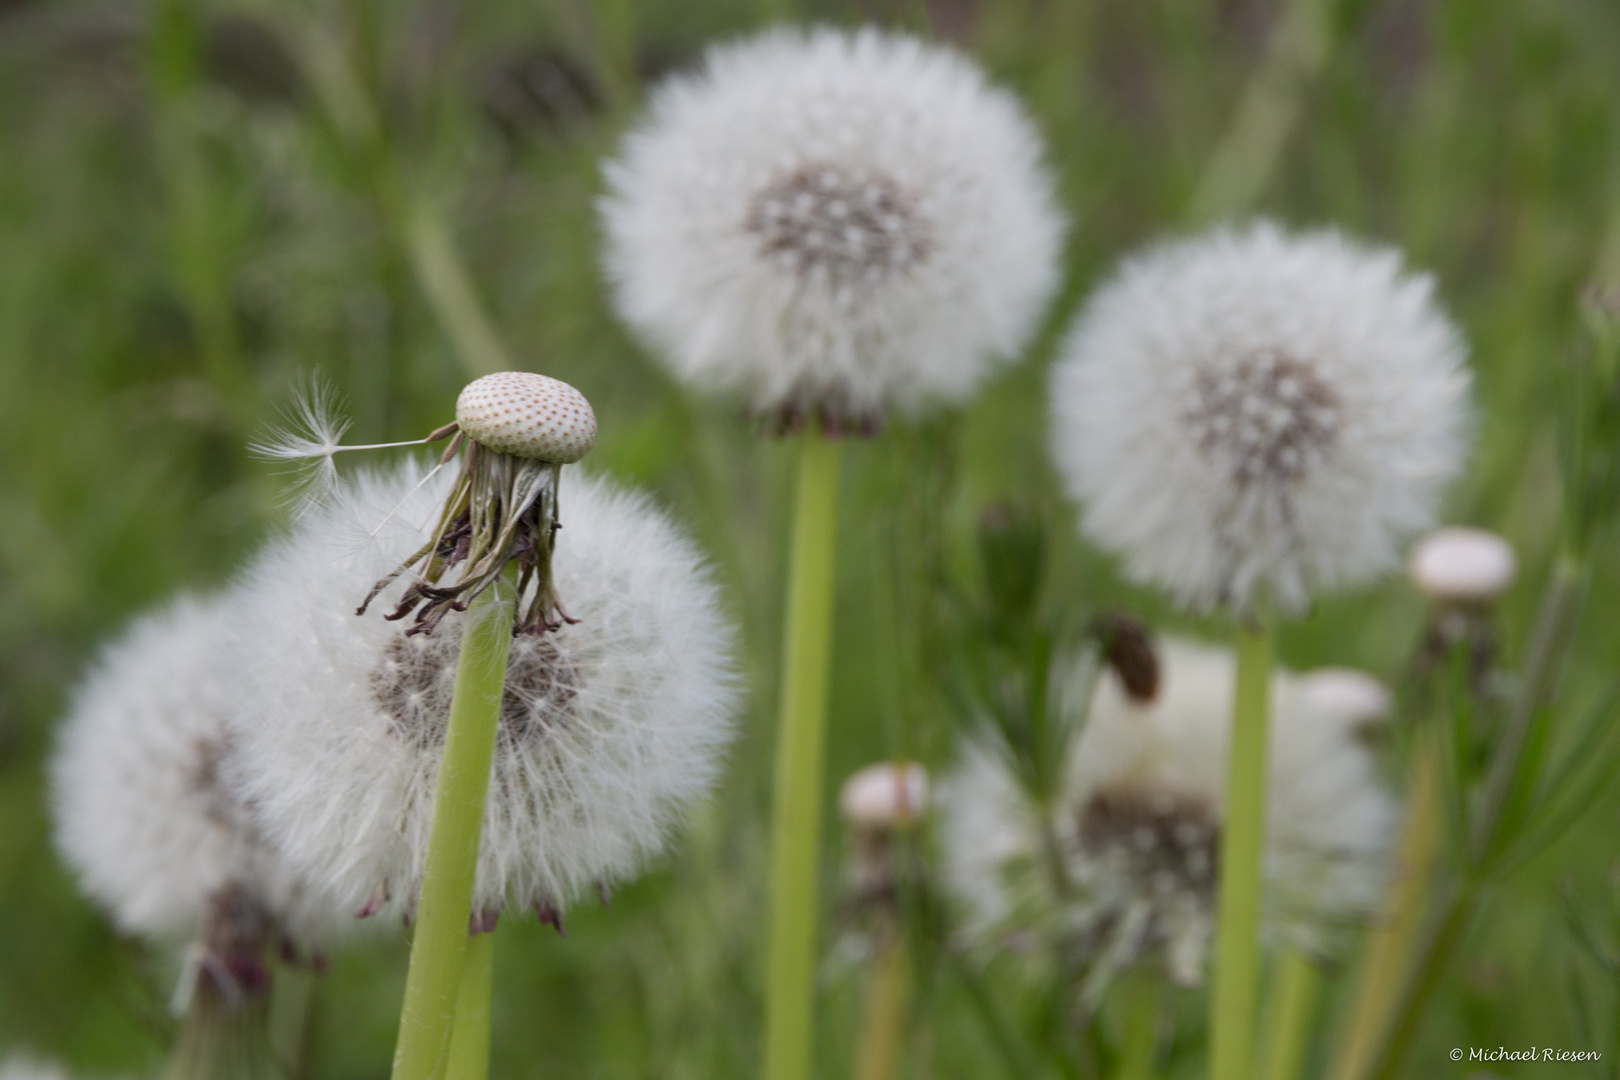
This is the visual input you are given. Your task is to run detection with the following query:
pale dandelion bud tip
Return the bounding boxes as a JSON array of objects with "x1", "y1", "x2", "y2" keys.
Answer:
[
  {"x1": 1296, "y1": 667, "x2": 1392, "y2": 730},
  {"x1": 1408, "y1": 526, "x2": 1516, "y2": 602},
  {"x1": 455, "y1": 371, "x2": 597, "y2": 463},
  {"x1": 840, "y1": 762, "x2": 929, "y2": 828}
]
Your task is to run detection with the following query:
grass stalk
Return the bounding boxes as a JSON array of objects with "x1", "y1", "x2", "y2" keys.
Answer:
[
  {"x1": 762, "y1": 427, "x2": 844, "y2": 1080},
  {"x1": 1116, "y1": 967, "x2": 1160, "y2": 1080},
  {"x1": 853, "y1": 933, "x2": 907, "y2": 1080},
  {"x1": 444, "y1": 930, "x2": 496, "y2": 1080},
  {"x1": 1188, "y1": 0, "x2": 1332, "y2": 222},
  {"x1": 1208, "y1": 613, "x2": 1274, "y2": 1080},
  {"x1": 1257, "y1": 948, "x2": 1320, "y2": 1080},
  {"x1": 403, "y1": 201, "x2": 512, "y2": 379},
  {"x1": 1327, "y1": 735, "x2": 1443, "y2": 1080},
  {"x1": 391, "y1": 588, "x2": 514, "y2": 1080}
]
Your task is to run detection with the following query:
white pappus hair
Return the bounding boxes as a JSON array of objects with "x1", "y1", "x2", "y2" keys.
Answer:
[
  {"x1": 941, "y1": 638, "x2": 1397, "y2": 994},
  {"x1": 1050, "y1": 221, "x2": 1471, "y2": 613},
  {"x1": 49, "y1": 595, "x2": 347, "y2": 949},
  {"x1": 222, "y1": 463, "x2": 741, "y2": 923},
  {"x1": 600, "y1": 26, "x2": 1064, "y2": 422}
]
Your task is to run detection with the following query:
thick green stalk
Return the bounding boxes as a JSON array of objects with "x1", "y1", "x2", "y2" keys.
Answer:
[
  {"x1": 762, "y1": 429, "x2": 844, "y2": 1080},
  {"x1": 391, "y1": 590, "x2": 513, "y2": 1080},
  {"x1": 1116, "y1": 967, "x2": 1160, "y2": 1080},
  {"x1": 1209, "y1": 615, "x2": 1274, "y2": 1080},
  {"x1": 853, "y1": 934, "x2": 907, "y2": 1080},
  {"x1": 1258, "y1": 948, "x2": 1320, "y2": 1080},
  {"x1": 1327, "y1": 736, "x2": 1443, "y2": 1080},
  {"x1": 444, "y1": 930, "x2": 496, "y2": 1080}
]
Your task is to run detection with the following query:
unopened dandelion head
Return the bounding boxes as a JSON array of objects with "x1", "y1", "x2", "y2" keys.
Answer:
[
  {"x1": 943, "y1": 638, "x2": 1396, "y2": 994},
  {"x1": 224, "y1": 464, "x2": 739, "y2": 926},
  {"x1": 1050, "y1": 222, "x2": 1471, "y2": 613},
  {"x1": 1409, "y1": 526, "x2": 1516, "y2": 604},
  {"x1": 601, "y1": 27, "x2": 1063, "y2": 428},
  {"x1": 49, "y1": 596, "x2": 348, "y2": 955},
  {"x1": 839, "y1": 762, "x2": 929, "y2": 830}
]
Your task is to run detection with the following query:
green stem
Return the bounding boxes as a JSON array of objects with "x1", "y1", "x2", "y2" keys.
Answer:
[
  {"x1": 853, "y1": 932, "x2": 907, "y2": 1080},
  {"x1": 1115, "y1": 967, "x2": 1160, "y2": 1080},
  {"x1": 444, "y1": 930, "x2": 496, "y2": 1080},
  {"x1": 1187, "y1": 0, "x2": 1332, "y2": 222},
  {"x1": 762, "y1": 428, "x2": 844, "y2": 1080},
  {"x1": 391, "y1": 589, "x2": 514, "y2": 1080},
  {"x1": 1365, "y1": 882, "x2": 1477, "y2": 1080},
  {"x1": 268, "y1": 964, "x2": 318, "y2": 1080},
  {"x1": 1470, "y1": 554, "x2": 1588, "y2": 859},
  {"x1": 1258, "y1": 948, "x2": 1320, "y2": 1080},
  {"x1": 1209, "y1": 614, "x2": 1274, "y2": 1080},
  {"x1": 1327, "y1": 735, "x2": 1443, "y2": 1080}
]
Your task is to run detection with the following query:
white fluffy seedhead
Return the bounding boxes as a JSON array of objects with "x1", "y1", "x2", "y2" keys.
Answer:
[
  {"x1": 1408, "y1": 526, "x2": 1516, "y2": 603},
  {"x1": 942, "y1": 638, "x2": 1397, "y2": 992},
  {"x1": 839, "y1": 762, "x2": 929, "y2": 829},
  {"x1": 224, "y1": 463, "x2": 740, "y2": 923},
  {"x1": 49, "y1": 596, "x2": 347, "y2": 950},
  {"x1": 601, "y1": 27, "x2": 1064, "y2": 423},
  {"x1": 1050, "y1": 221, "x2": 1471, "y2": 613},
  {"x1": 455, "y1": 371, "x2": 597, "y2": 463}
]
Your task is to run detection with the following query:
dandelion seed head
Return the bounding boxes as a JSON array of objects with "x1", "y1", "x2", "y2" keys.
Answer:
[
  {"x1": 224, "y1": 463, "x2": 741, "y2": 921},
  {"x1": 601, "y1": 27, "x2": 1063, "y2": 422},
  {"x1": 942, "y1": 638, "x2": 1397, "y2": 990},
  {"x1": 1050, "y1": 222, "x2": 1471, "y2": 613},
  {"x1": 49, "y1": 596, "x2": 349, "y2": 949},
  {"x1": 455, "y1": 371, "x2": 597, "y2": 463}
]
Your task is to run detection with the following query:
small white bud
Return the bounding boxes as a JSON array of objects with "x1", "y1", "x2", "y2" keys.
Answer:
[
  {"x1": 455, "y1": 371, "x2": 597, "y2": 463},
  {"x1": 840, "y1": 762, "x2": 929, "y2": 829},
  {"x1": 1296, "y1": 667, "x2": 1392, "y2": 731},
  {"x1": 1408, "y1": 526, "x2": 1516, "y2": 603}
]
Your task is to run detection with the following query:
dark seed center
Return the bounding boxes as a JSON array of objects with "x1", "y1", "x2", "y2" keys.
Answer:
[{"x1": 745, "y1": 163, "x2": 930, "y2": 281}]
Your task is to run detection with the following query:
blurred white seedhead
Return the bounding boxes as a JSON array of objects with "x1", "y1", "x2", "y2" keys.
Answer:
[
  {"x1": 942, "y1": 638, "x2": 1397, "y2": 1001},
  {"x1": 840, "y1": 762, "x2": 929, "y2": 830},
  {"x1": 256, "y1": 371, "x2": 597, "y2": 635},
  {"x1": 0, "y1": 1056, "x2": 77, "y2": 1080},
  {"x1": 601, "y1": 27, "x2": 1063, "y2": 430},
  {"x1": 50, "y1": 596, "x2": 350, "y2": 979},
  {"x1": 224, "y1": 464, "x2": 739, "y2": 929},
  {"x1": 1409, "y1": 526, "x2": 1516, "y2": 605},
  {"x1": 1050, "y1": 222, "x2": 1471, "y2": 613},
  {"x1": 1293, "y1": 667, "x2": 1393, "y2": 740}
]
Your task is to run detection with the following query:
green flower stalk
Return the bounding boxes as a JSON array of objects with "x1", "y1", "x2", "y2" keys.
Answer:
[{"x1": 599, "y1": 28, "x2": 1063, "y2": 1080}]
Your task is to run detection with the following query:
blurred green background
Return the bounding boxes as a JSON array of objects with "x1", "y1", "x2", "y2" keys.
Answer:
[{"x1": 3, "y1": 0, "x2": 1620, "y2": 1076}]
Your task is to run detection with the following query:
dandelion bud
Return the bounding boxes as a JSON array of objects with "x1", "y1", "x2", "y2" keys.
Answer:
[
  {"x1": 840, "y1": 762, "x2": 929, "y2": 830},
  {"x1": 1408, "y1": 526, "x2": 1516, "y2": 604},
  {"x1": 601, "y1": 28, "x2": 1063, "y2": 428},
  {"x1": 1050, "y1": 222, "x2": 1471, "y2": 613},
  {"x1": 224, "y1": 465, "x2": 739, "y2": 926}
]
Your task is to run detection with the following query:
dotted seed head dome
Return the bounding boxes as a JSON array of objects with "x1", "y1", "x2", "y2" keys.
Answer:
[
  {"x1": 455, "y1": 371, "x2": 597, "y2": 463},
  {"x1": 50, "y1": 596, "x2": 348, "y2": 949},
  {"x1": 1049, "y1": 221, "x2": 1472, "y2": 613},
  {"x1": 223, "y1": 463, "x2": 740, "y2": 921},
  {"x1": 601, "y1": 27, "x2": 1064, "y2": 421}
]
